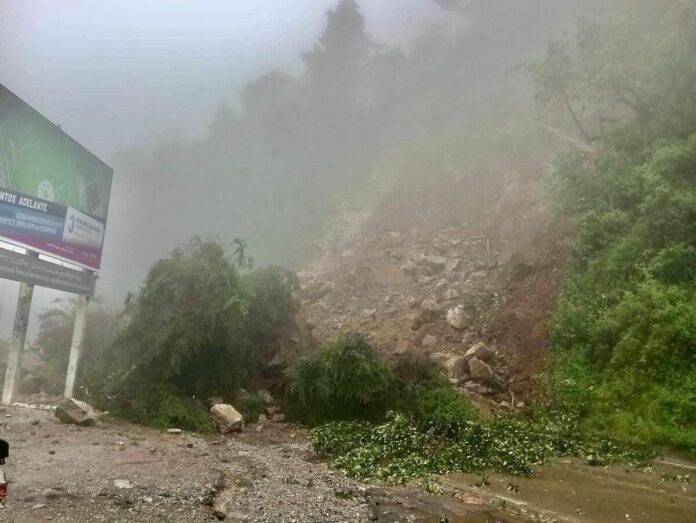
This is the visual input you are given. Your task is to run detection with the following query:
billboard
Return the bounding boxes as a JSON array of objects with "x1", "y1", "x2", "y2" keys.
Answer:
[
  {"x1": 0, "y1": 84, "x2": 112, "y2": 271},
  {"x1": 0, "y1": 249, "x2": 96, "y2": 296}
]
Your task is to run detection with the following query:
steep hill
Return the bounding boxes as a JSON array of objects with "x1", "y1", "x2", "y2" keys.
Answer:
[{"x1": 297, "y1": 155, "x2": 571, "y2": 409}]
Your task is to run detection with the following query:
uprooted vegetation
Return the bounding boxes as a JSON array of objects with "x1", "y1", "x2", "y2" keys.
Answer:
[{"x1": 286, "y1": 334, "x2": 650, "y2": 483}]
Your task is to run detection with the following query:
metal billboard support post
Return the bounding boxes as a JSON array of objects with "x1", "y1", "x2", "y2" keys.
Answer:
[
  {"x1": 64, "y1": 293, "x2": 90, "y2": 399},
  {"x1": 1, "y1": 253, "x2": 38, "y2": 405}
]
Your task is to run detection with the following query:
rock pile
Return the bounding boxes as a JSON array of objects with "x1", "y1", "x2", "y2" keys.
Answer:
[{"x1": 297, "y1": 224, "x2": 522, "y2": 406}]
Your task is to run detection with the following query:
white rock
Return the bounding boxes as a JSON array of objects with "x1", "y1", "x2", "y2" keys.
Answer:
[
  {"x1": 446, "y1": 305, "x2": 470, "y2": 330},
  {"x1": 166, "y1": 428, "x2": 182, "y2": 434},
  {"x1": 429, "y1": 353, "x2": 469, "y2": 381},
  {"x1": 55, "y1": 398, "x2": 97, "y2": 426},
  {"x1": 465, "y1": 342, "x2": 496, "y2": 362},
  {"x1": 114, "y1": 479, "x2": 133, "y2": 489},
  {"x1": 210, "y1": 404, "x2": 244, "y2": 433}
]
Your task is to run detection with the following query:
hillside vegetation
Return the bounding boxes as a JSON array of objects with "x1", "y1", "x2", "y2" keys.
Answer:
[{"x1": 533, "y1": 1, "x2": 696, "y2": 452}]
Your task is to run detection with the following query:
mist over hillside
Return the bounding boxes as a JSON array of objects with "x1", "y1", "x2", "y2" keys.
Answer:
[{"x1": 100, "y1": 0, "x2": 602, "y2": 299}]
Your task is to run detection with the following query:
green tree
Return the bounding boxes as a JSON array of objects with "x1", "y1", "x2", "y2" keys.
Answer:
[{"x1": 92, "y1": 237, "x2": 298, "y2": 430}]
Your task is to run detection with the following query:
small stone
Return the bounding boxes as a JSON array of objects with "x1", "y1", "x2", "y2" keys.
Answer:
[
  {"x1": 166, "y1": 428, "x2": 182, "y2": 435},
  {"x1": 446, "y1": 305, "x2": 470, "y2": 330},
  {"x1": 32, "y1": 503, "x2": 47, "y2": 509},
  {"x1": 114, "y1": 479, "x2": 133, "y2": 489}
]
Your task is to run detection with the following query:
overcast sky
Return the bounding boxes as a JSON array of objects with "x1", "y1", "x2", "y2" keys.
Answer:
[{"x1": 0, "y1": 0, "x2": 440, "y2": 161}]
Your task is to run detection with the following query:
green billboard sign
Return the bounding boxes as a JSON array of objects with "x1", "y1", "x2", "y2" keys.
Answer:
[{"x1": 0, "y1": 84, "x2": 113, "y2": 271}]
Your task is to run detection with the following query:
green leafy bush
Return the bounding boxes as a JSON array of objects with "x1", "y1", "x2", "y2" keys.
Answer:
[
  {"x1": 81, "y1": 237, "x2": 297, "y2": 431},
  {"x1": 534, "y1": 3, "x2": 696, "y2": 455},
  {"x1": 109, "y1": 383, "x2": 213, "y2": 433},
  {"x1": 546, "y1": 119, "x2": 696, "y2": 454},
  {"x1": 411, "y1": 386, "x2": 476, "y2": 432},
  {"x1": 391, "y1": 349, "x2": 448, "y2": 399},
  {"x1": 285, "y1": 333, "x2": 397, "y2": 425}
]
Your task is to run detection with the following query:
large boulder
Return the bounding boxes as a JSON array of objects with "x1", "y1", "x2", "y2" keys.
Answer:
[
  {"x1": 210, "y1": 404, "x2": 244, "y2": 433},
  {"x1": 444, "y1": 356, "x2": 469, "y2": 381},
  {"x1": 468, "y1": 357, "x2": 495, "y2": 383},
  {"x1": 465, "y1": 342, "x2": 496, "y2": 362},
  {"x1": 430, "y1": 353, "x2": 469, "y2": 381},
  {"x1": 55, "y1": 398, "x2": 97, "y2": 426},
  {"x1": 446, "y1": 305, "x2": 470, "y2": 330}
]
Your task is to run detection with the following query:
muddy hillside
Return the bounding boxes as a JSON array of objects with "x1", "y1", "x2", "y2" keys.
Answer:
[{"x1": 296, "y1": 157, "x2": 571, "y2": 409}]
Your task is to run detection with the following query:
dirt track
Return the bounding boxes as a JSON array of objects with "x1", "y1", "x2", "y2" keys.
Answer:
[{"x1": 0, "y1": 404, "x2": 694, "y2": 522}]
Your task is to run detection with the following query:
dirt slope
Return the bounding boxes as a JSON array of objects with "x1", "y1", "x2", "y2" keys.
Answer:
[{"x1": 297, "y1": 166, "x2": 571, "y2": 406}]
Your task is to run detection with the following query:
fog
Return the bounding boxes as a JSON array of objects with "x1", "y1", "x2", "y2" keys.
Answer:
[{"x1": 0, "y1": 0, "x2": 608, "y2": 326}]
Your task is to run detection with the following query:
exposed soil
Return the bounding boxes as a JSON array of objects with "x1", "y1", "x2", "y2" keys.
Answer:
[
  {"x1": 297, "y1": 169, "x2": 571, "y2": 405},
  {"x1": 1, "y1": 404, "x2": 693, "y2": 522}
]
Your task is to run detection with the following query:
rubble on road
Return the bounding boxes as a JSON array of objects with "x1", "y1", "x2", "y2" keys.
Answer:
[
  {"x1": 210, "y1": 404, "x2": 244, "y2": 433},
  {"x1": 55, "y1": 397, "x2": 97, "y2": 426}
]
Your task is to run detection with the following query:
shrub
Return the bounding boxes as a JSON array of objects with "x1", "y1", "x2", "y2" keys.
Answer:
[
  {"x1": 391, "y1": 349, "x2": 448, "y2": 401},
  {"x1": 80, "y1": 237, "x2": 298, "y2": 431},
  {"x1": 411, "y1": 386, "x2": 476, "y2": 432},
  {"x1": 547, "y1": 125, "x2": 696, "y2": 452},
  {"x1": 233, "y1": 390, "x2": 270, "y2": 423},
  {"x1": 106, "y1": 383, "x2": 213, "y2": 433},
  {"x1": 285, "y1": 333, "x2": 397, "y2": 425}
]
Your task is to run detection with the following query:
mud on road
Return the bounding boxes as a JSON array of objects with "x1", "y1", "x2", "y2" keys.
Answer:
[{"x1": 0, "y1": 404, "x2": 693, "y2": 522}]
